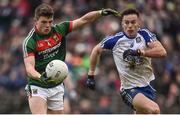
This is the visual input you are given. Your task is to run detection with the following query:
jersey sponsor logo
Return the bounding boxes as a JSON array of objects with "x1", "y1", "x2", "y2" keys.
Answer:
[
  {"x1": 45, "y1": 40, "x2": 52, "y2": 47},
  {"x1": 36, "y1": 32, "x2": 62, "y2": 51},
  {"x1": 43, "y1": 50, "x2": 59, "y2": 59}
]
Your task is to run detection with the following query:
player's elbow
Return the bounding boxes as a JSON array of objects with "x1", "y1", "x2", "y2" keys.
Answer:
[
  {"x1": 160, "y1": 48, "x2": 167, "y2": 58},
  {"x1": 149, "y1": 105, "x2": 161, "y2": 114},
  {"x1": 94, "y1": 44, "x2": 103, "y2": 54}
]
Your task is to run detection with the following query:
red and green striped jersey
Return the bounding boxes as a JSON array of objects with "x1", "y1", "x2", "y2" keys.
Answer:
[{"x1": 22, "y1": 21, "x2": 73, "y2": 88}]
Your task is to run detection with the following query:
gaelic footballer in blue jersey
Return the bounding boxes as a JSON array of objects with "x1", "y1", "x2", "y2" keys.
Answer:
[{"x1": 86, "y1": 8, "x2": 167, "y2": 114}]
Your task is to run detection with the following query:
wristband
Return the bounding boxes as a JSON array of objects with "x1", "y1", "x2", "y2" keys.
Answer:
[
  {"x1": 99, "y1": 10, "x2": 102, "y2": 16},
  {"x1": 137, "y1": 49, "x2": 144, "y2": 56},
  {"x1": 88, "y1": 75, "x2": 94, "y2": 79}
]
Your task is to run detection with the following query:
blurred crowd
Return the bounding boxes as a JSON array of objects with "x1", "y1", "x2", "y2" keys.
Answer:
[{"x1": 0, "y1": 0, "x2": 180, "y2": 113}]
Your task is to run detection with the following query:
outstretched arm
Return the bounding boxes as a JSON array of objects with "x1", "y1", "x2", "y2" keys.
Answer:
[
  {"x1": 72, "y1": 9, "x2": 119, "y2": 30},
  {"x1": 86, "y1": 44, "x2": 104, "y2": 90},
  {"x1": 72, "y1": 10, "x2": 101, "y2": 30}
]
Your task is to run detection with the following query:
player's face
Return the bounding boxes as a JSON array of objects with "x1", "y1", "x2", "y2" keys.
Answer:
[
  {"x1": 121, "y1": 14, "x2": 140, "y2": 38},
  {"x1": 35, "y1": 16, "x2": 53, "y2": 35}
]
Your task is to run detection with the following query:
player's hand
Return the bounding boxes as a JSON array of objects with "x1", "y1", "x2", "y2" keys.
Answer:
[
  {"x1": 101, "y1": 8, "x2": 120, "y2": 17},
  {"x1": 86, "y1": 75, "x2": 95, "y2": 90},
  {"x1": 123, "y1": 49, "x2": 142, "y2": 64},
  {"x1": 123, "y1": 54, "x2": 135, "y2": 65},
  {"x1": 40, "y1": 72, "x2": 51, "y2": 84},
  {"x1": 123, "y1": 49, "x2": 141, "y2": 58}
]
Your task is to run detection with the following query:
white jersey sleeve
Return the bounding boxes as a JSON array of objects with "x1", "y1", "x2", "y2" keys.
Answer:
[
  {"x1": 138, "y1": 28, "x2": 157, "y2": 44},
  {"x1": 100, "y1": 32, "x2": 124, "y2": 50}
]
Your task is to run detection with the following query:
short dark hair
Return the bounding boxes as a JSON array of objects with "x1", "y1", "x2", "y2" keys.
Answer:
[
  {"x1": 34, "y1": 3, "x2": 54, "y2": 20},
  {"x1": 121, "y1": 8, "x2": 139, "y2": 21}
]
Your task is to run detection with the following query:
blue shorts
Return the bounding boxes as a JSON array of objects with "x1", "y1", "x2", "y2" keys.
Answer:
[{"x1": 120, "y1": 84, "x2": 156, "y2": 109}]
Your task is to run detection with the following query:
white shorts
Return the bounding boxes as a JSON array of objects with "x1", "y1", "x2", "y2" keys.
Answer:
[{"x1": 26, "y1": 84, "x2": 64, "y2": 110}]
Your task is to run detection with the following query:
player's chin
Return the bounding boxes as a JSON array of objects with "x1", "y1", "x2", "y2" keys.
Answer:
[
  {"x1": 43, "y1": 30, "x2": 50, "y2": 35},
  {"x1": 128, "y1": 33, "x2": 136, "y2": 38}
]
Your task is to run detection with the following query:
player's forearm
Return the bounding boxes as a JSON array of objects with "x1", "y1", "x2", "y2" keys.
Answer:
[
  {"x1": 142, "y1": 48, "x2": 166, "y2": 58},
  {"x1": 88, "y1": 45, "x2": 101, "y2": 75},
  {"x1": 25, "y1": 65, "x2": 41, "y2": 80},
  {"x1": 88, "y1": 54, "x2": 99, "y2": 75},
  {"x1": 64, "y1": 75, "x2": 75, "y2": 90},
  {"x1": 24, "y1": 57, "x2": 41, "y2": 80},
  {"x1": 141, "y1": 42, "x2": 167, "y2": 58},
  {"x1": 81, "y1": 10, "x2": 102, "y2": 24},
  {"x1": 73, "y1": 10, "x2": 102, "y2": 30}
]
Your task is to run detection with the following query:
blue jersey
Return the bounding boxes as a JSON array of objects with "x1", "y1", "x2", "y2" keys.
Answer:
[{"x1": 100, "y1": 28, "x2": 157, "y2": 89}]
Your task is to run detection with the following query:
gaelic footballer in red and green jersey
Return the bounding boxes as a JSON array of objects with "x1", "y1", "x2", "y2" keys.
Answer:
[{"x1": 22, "y1": 21, "x2": 72, "y2": 88}]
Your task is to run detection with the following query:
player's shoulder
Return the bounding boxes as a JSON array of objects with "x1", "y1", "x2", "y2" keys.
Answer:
[
  {"x1": 53, "y1": 21, "x2": 70, "y2": 28},
  {"x1": 104, "y1": 32, "x2": 124, "y2": 40},
  {"x1": 138, "y1": 28, "x2": 157, "y2": 42},
  {"x1": 101, "y1": 32, "x2": 124, "y2": 46},
  {"x1": 23, "y1": 28, "x2": 36, "y2": 45},
  {"x1": 53, "y1": 21, "x2": 72, "y2": 34},
  {"x1": 115, "y1": 31, "x2": 124, "y2": 37},
  {"x1": 138, "y1": 28, "x2": 155, "y2": 37}
]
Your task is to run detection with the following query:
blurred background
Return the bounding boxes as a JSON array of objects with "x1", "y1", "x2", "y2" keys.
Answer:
[{"x1": 0, "y1": 0, "x2": 180, "y2": 114}]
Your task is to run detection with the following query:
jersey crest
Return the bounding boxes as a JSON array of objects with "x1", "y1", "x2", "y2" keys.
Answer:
[
  {"x1": 53, "y1": 34, "x2": 59, "y2": 42},
  {"x1": 135, "y1": 37, "x2": 141, "y2": 43}
]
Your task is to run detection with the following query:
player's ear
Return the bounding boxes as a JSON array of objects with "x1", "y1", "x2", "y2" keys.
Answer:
[
  {"x1": 34, "y1": 17, "x2": 38, "y2": 25},
  {"x1": 121, "y1": 21, "x2": 125, "y2": 29}
]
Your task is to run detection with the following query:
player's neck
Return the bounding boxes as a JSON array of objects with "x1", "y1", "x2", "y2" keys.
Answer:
[
  {"x1": 35, "y1": 26, "x2": 50, "y2": 36},
  {"x1": 123, "y1": 32, "x2": 137, "y2": 39}
]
